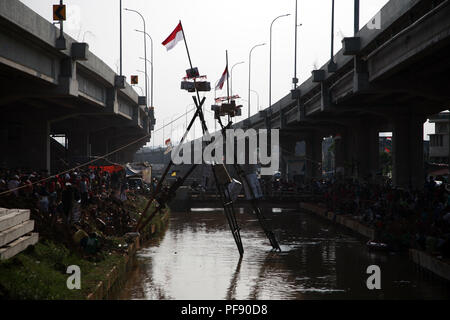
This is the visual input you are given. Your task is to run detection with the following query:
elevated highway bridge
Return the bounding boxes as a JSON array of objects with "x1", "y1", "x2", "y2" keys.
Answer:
[
  {"x1": 0, "y1": 0, "x2": 155, "y2": 173},
  {"x1": 169, "y1": 0, "x2": 450, "y2": 190}
]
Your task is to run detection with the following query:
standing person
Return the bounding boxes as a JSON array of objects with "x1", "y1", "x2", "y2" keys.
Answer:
[
  {"x1": 62, "y1": 183, "x2": 74, "y2": 224},
  {"x1": 80, "y1": 174, "x2": 89, "y2": 208},
  {"x1": 72, "y1": 192, "x2": 81, "y2": 224},
  {"x1": 111, "y1": 171, "x2": 119, "y2": 190},
  {"x1": 7, "y1": 175, "x2": 20, "y2": 196}
]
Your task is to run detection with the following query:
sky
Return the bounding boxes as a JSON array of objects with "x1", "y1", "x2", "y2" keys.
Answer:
[{"x1": 20, "y1": 0, "x2": 433, "y2": 146}]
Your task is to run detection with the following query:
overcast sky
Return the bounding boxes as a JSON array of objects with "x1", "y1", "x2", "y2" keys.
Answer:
[{"x1": 20, "y1": 0, "x2": 433, "y2": 146}]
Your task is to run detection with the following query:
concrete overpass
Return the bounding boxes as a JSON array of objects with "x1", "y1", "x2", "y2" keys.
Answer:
[
  {"x1": 0, "y1": 0, "x2": 155, "y2": 174},
  {"x1": 174, "y1": 0, "x2": 450, "y2": 190}
]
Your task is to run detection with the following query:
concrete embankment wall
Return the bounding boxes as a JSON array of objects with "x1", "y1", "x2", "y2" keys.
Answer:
[
  {"x1": 299, "y1": 203, "x2": 375, "y2": 239},
  {"x1": 300, "y1": 202, "x2": 450, "y2": 283},
  {"x1": 86, "y1": 210, "x2": 169, "y2": 300},
  {"x1": 409, "y1": 249, "x2": 450, "y2": 282}
]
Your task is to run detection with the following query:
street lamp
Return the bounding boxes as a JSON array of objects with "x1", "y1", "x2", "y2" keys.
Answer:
[
  {"x1": 139, "y1": 57, "x2": 152, "y2": 105},
  {"x1": 328, "y1": 0, "x2": 337, "y2": 72},
  {"x1": 354, "y1": 0, "x2": 360, "y2": 36},
  {"x1": 136, "y1": 69, "x2": 150, "y2": 91},
  {"x1": 293, "y1": 0, "x2": 303, "y2": 89},
  {"x1": 124, "y1": 8, "x2": 148, "y2": 108},
  {"x1": 250, "y1": 90, "x2": 260, "y2": 111},
  {"x1": 119, "y1": 0, "x2": 122, "y2": 75},
  {"x1": 248, "y1": 43, "x2": 266, "y2": 118},
  {"x1": 269, "y1": 13, "x2": 290, "y2": 109},
  {"x1": 230, "y1": 61, "x2": 244, "y2": 98},
  {"x1": 135, "y1": 29, "x2": 154, "y2": 107}
]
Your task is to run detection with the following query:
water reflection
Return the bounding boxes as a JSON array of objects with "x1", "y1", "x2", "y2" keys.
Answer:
[
  {"x1": 225, "y1": 257, "x2": 242, "y2": 300},
  {"x1": 119, "y1": 208, "x2": 450, "y2": 300}
]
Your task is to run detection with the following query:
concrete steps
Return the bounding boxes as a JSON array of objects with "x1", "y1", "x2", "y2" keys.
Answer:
[
  {"x1": 0, "y1": 209, "x2": 30, "y2": 232},
  {"x1": 0, "y1": 220, "x2": 35, "y2": 247},
  {"x1": 0, "y1": 208, "x2": 38, "y2": 260},
  {"x1": 0, "y1": 233, "x2": 39, "y2": 260}
]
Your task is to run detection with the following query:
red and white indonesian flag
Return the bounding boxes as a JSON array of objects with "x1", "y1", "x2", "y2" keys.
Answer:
[
  {"x1": 215, "y1": 65, "x2": 228, "y2": 90},
  {"x1": 162, "y1": 22, "x2": 184, "y2": 51}
]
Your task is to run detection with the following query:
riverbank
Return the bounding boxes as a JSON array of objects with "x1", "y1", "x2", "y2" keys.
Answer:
[
  {"x1": 299, "y1": 203, "x2": 375, "y2": 239},
  {"x1": 0, "y1": 195, "x2": 170, "y2": 300},
  {"x1": 300, "y1": 202, "x2": 450, "y2": 283},
  {"x1": 86, "y1": 207, "x2": 170, "y2": 300}
]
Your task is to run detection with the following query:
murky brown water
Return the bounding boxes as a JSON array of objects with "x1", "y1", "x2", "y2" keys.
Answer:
[{"x1": 119, "y1": 207, "x2": 450, "y2": 300}]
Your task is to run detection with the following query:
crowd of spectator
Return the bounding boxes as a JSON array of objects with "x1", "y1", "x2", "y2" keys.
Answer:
[
  {"x1": 0, "y1": 167, "x2": 133, "y2": 240},
  {"x1": 313, "y1": 176, "x2": 450, "y2": 257}
]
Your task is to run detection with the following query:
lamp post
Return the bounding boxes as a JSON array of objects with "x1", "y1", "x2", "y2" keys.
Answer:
[
  {"x1": 170, "y1": 114, "x2": 176, "y2": 138},
  {"x1": 269, "y1": 13, "x2": 290, "y2": 109},
  {"x1": 136, "y1": 69, "x2": 150, "y2": 94},
  {"x1": 124, "y1": 8, "x2": 148, "y2": 108},
  {"x1": 328, "y1": 0, "x2": 337, "y2": 72},
  {"x1": 293, "y1": 0, "x2": 303, "y2": 89},
  {"x1": 139, "y1": 57, "x2": 152, "y2": 105},
  {"x1": 119, "y1": 0, "x2": 122, "y2": 75},
  {"x1": 354, "y1": 0, "x2": 360, "y2": 35},
  {"x1": 250, "y1": 90, "x2": 260, "y2": 111},
  {"x1": 248, "y1": 43, "x2": 266, "y2": 118},
  {"x1": 162, "y1": 119, "x2": 165, "y2": 146},
  {"x1": 135, "y1": 29, "x2": 154, "y2": 107},
  {"x1": 230, "y1": 61, "x2": 244, "y2": 98}
]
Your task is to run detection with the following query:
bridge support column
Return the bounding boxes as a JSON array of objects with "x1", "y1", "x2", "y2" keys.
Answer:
[
  {"x1": 352, "y1": 120, "x2": 379, "y2": 180},
  {"x1": 334, "y1": 129, "x2": 353, "y2": 178},
  {"x1": 279, "y1": 134, "x2": 298, "y2": 182},
  {"x1": 305, "y1": 133, "x2": 323, "y2": 180},
  {"x1": 392, "y1": 113, "x2": 425, "y2": 189},
  {"x1": 90, "y1": 131, "x2": 110, "y2": 159},
  {"x1": 13, "y1": 117, "x2": 50, "y2": 173},
  {"x1": 27, "y1": 120, "x2": 51, "y2": 173},
  {"x1": 67, "y1": 130, "x2": 90, "y2": 163}
]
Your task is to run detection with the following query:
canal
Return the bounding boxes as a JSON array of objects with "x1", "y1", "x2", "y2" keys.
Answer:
[{"x1": 119, "y1": 207, "x2": 450, "y2": 300}]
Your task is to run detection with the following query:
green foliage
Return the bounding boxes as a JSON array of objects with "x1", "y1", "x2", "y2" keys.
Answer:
[
  {"x1": 380, "y1": 151, "x2": 392, "y2": 176},
  {"x1": 0, "y1": 195, "x2": 170, "y2": 300},
  {"x1": 0, "y1": 240, "x2": 125, "y2": 300}
]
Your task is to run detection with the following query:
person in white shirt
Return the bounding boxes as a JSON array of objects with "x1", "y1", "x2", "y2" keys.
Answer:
[{"x1": 7, "y1": 175, "x2": 20, "y2": 196}]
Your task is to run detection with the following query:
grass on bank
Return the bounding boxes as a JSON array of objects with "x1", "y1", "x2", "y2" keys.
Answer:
[{"x1": 0, "y1": 195, "x2": 169, "y2": 300}]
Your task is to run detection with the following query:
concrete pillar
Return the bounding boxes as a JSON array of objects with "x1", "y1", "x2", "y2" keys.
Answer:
[
  {"x1": 16, "y1": 118, "x2": 50, "y2": 172},
  {"x1": 334, "y1": 129, "x2": 353, "y2": 178},
  {"x1": 0, "y1": 125, "x2": 8, "y2": 168},
  {"x1": 67, "y1": 130, "x2": 90, "y2": 162},
  {"x1": 392, "y1": 113, "x2": 425, "y2": 189},
  {"x1": 305, "y1": 132, "x2": 323, "y2": 180},
  {"x1": 279, "y1": 134, "x2": 298, "y2": 181},
  {"x1": 90, "y1": 131, "x2": 110, "y2": 158},
  {"x1": 352, "y1": 120, "x2": 379, "y2": 180}
]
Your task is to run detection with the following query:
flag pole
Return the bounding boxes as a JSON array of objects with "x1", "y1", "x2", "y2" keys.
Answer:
[
  {"x1": 180, "y1": 21, "x2": 194, "y2": 70},
  {"x1": 179, "y1": 21, "x2": 208, "y2": 136},
  {"x1": 226, "y1": 50, "x2": 230, "y2": 104}
]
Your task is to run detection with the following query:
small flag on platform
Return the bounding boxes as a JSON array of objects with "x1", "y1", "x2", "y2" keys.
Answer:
[
  {"x1": 164, "y1": 138, "x2": 173, "y2": 155},
  {"x1": 215, "y1": 65, "x2": 228, "y2": 90},
  {"x1": 162, "y1": 22, "x2": 184, "y2": 51}
]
